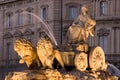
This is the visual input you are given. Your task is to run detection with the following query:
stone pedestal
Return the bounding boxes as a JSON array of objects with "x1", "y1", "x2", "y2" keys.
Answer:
[{"x1": 5, "y1": 69, "x2": 118, "y2": 80}]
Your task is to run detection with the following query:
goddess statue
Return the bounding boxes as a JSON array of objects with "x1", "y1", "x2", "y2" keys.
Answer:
[{"x1": 67, "y1": 5, "x2": 96, "y2": 43}]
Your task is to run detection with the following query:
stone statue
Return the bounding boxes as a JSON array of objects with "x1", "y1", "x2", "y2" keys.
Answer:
[
  {"x1": 67, "y1": 5, "x2": 96, "y2": 43},
  {"x1": 14, "y1": 39, "x2": 41, "y2": 69},
  {"x1": 37, "y1": 38, "x2": 64, "y2": 69}
]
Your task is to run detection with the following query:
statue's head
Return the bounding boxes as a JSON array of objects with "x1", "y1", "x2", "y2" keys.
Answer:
[
  {"x1": 81, "y1": 5, "x2": 88, "y2": 14},
  {"x1": 14, "y1": 39, "x2": 40, "y2": 68}
]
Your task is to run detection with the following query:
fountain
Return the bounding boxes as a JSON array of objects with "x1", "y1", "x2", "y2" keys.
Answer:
[
  {"x1": 22, "y1": 11, "x2": 58, "y2": 46},
  {"x1": 5, "y1": 6, "x2": 119, "y2": 80}
]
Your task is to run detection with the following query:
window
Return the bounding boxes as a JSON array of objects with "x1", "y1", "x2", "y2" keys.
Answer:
[
  {"x1": 68, "y1": 6, "x2": 77, "y2": 19},
  {"x1": 28, "y1": 11, "x2": 33, "y2": 24},
  {"x1": 6, "y1": 43, "x2": 12, "y2": 66},
  {"x1": 6, "y1": 43, "x2": 10, "y2": 59},
  {"x1": 17, "y1": 12, "x2": 23, "y2": 26},
  {"x1": 100, "y1": 1, "x2": 108, "y2": 16},
  {"x1": 97, "y1": 28, "x2": 110, "y2": 54},
  {"x1": 7, "y1": 14, "x2": 12, "y2": 28},
  {"x1": 113, "y1": 27, "x2": 120, "y2": 53},
  {"x1": 26, "y1": 7, "x2": 33, "y2": 24},
  {"x1": 41, "y1": 7, "x2": 47, "y2": 20},
  {"x1": 6, "y1": 12, "x2": 13, "y2": 29},
  {"x1": 99, "y1": 36, "x2": 108, "y2": 53}
]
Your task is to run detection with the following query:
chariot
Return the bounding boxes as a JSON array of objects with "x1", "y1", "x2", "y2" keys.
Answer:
[{"x1": 60, "y1": 44, "x2": 106, "y2": 71}]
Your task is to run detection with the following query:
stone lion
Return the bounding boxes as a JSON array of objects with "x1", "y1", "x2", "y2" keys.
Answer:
[
  {"x1": 14, "y1": 39, "x2": 41, "y2": 69},
  {"x1": 37, "y1": 38, "x2": 64, "y2": 69}
]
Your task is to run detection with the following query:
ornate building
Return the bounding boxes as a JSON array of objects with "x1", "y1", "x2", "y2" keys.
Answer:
[{"x1": 0, "y1": 0, "x2": 119, "y2": 79}]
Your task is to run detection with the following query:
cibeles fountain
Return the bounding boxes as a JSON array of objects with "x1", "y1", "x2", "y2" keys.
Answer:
[{"x1": 5, "y1": 5, "x2": 120, "y2": 80}]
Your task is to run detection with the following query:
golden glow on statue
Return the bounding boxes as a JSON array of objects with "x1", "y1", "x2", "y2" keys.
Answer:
[
  {"x1": 14, "y1": 39, "x2": 40, "y2": 69},
  {"x1": 37, "y1": 38, "x2": 64, "y2": 69},
  {"x1": 67, "y1": 5, "x2": 96, "y2": 43},
  {"x1": 14, "y1": 38, "x2": 64, "y2": 69}
]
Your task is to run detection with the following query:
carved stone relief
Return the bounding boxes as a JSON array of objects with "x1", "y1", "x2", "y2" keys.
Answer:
[
  {"x1": 13, "y1": 30, "x2": 23, "y2": 37},
  {"x1": 3, "y1": 32, "x2": 13, "y2": 39},
  {"x1": 24, "y1": 28, "x2": 34, "y2": 36},
  {"x1": 97, "y1": 28, "x2": 110, "y2": 36},
  {"x1": 26, "y1": 7, "x2": 34, "y2": 12}
]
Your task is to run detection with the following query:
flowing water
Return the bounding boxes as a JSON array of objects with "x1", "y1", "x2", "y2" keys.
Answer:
[
  {"x1": 22, "y1": 11, "x2": 58, "y2": 45},
  {"x1": 107, "y1": 63, "x2": 120, "y2": 77},
  {"x1": 5, "y1": 11, "x2": 58, "y2": 45}
]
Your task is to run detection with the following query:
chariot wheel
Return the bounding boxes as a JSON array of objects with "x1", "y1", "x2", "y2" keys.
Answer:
[
  {"x1": 74, "y1": 52, "x2": 88, "y2": 71},
  {"x1": 89, "y1": 46, "x2": 105, "y2": 71}
]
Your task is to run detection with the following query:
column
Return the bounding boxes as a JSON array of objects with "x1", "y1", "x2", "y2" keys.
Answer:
[
  {"x1": 107, "y1": 33, "x2": 110, "y2": 54},
  {"x1": 93, "y1": 0, "x2": 96, "y2": 18},
  {"x1": 119, "y1": 28, "x2": 120, "y2": 53},
  {"x1": 114, "y1": 28, "x2": 116, "y2": 54},
  {"x1": 108, "y1": 0, "x2": 111, "y2": 16},
  {"x1": 96, "y1": 0, "x2": 99, "y2": 17},
  {"x1": 111, "y1": 28, "x2": 114, "y2": 54},
  {"x1": 116, "y1": 0, "x2": 120, "y2": 16},
  {"x1": 95, "y1": 31, "x2": 98, "y2": 46},
  {"x1": 116, "y1": 28, "x2": 119, "y2": 53},
  {"x1": 88, "y1": 37, "x2": 92, "y2": 47},
  {"x1": 91, "y1": 36, "x2": 95, "y2": 47}
]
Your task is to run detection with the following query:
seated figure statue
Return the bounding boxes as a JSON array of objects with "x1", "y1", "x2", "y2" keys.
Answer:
[
  {"x1": 14, "y1": 39, "x2": 41, "y2": 69},
  {"x1": 67, "y1": 5, "x2": 96, "y2": 43},
  {"x1": 37, "y1": 38, "x2": 64, "y2": 69}
]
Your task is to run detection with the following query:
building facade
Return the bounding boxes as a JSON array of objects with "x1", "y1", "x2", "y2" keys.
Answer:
[{"x1": 0, "y1": 0, "x2": 120, "y2": 79}]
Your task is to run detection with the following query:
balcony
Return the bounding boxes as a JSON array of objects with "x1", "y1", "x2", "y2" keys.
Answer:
[{"x1": 95, "y1": 16, "x2": 120, "y2": 21}]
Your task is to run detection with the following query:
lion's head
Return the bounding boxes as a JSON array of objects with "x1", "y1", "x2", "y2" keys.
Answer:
[{"x1": 14, "y1": 39, "x2": 37, "y2": 68}]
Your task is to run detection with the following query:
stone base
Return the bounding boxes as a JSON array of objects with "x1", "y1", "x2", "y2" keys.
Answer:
[{"x1": 5, "y1": 69, "x2": 118, "y2": 80}]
